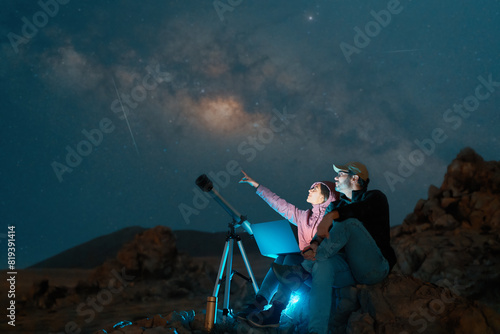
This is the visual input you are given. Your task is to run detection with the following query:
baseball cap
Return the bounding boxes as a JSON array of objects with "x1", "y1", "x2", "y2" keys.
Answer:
[{"x1": 333, "y1": 162, "x2": 369, "y2": 181}]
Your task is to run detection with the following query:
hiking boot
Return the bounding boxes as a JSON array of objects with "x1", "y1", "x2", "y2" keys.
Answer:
[
  {"x1": 247, "y1": 301, "x2": 285, "y2": 328},
  {"x1": 272, "y1": 263, "x2": 311, "y2": 291},
  {"x1": 235, "y1": 295, "x2": 268, "y2": 320}
]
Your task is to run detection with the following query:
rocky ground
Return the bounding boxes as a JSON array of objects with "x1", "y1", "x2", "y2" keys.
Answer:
[
  {"x1": 392, "y1": 147, "x2": 500, "y2": 312},
  {"x1": 3, "y1": 147, "x2": 500, "y2": 333}
]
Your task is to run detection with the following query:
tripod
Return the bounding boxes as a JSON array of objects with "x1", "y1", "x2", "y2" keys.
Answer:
[
  {"x1": 195, "y1": 174, "x2": 258, "y2": 329},
  {"x1": 211, "y1": 220, "x2": 259, "y2": 319}
]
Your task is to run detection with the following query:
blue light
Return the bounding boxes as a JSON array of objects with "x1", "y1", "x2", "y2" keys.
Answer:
[
  {"x1": 284, "y1": 292, "x2": 302, "y2": 317},
  {"x1": 281, "y1": 291, "x2": 309, "y2": 324},
  {"x1": 289, "y1": 293, "x2": 300, "y2": 305},
  {"x1": 113, "y1": 320, "x2": 132, "y2": 329}
]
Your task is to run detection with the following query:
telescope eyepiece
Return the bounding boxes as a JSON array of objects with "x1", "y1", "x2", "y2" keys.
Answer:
[{"x1": 196, "y1": 174, "x2": 213, "y2": 192}]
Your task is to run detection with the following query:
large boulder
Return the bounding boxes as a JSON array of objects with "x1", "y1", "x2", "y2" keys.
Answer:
[
  {"x1": 392, "y1": 147, "x2": 500, "y2": 311},
  {"x1": 88, "y1": 226, "x2": 215, "y2": 299},
  {"x1": 346, "y1": 273, "x2": 500, "y2": 334}
]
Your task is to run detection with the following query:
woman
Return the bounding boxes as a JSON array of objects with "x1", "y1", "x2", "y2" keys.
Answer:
[{"x1": 237, "y1": 170, "x2": 338, "y2": 328}]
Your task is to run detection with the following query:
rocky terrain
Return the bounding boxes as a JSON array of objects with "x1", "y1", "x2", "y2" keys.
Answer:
[
  {"x1": 2, "y1": 227, "x2": 271, "y2": 334},
  {"x1": 3, "y1": 147, "x2": 500, "y2": 334},
  {"x1": 392, "y1": 147, "x2": 500, "y2": 311}
]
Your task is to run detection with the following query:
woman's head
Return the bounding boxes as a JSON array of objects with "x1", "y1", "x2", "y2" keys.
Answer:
[
  {"x1": 307, "y1": 184, "x2": 325, "y2": 205},
  {"x1": 307, "y1": 182, "x2": 332, "y2": 205},
  {"x1": 307, "y1": 181, "x2": 338, "y2": 206}
]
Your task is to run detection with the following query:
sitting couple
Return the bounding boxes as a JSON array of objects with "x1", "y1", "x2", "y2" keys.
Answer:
[{"x1": 237, "y1": 162, "x2": 397, "y2": 334}]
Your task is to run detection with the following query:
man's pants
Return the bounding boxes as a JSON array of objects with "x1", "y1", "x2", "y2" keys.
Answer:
[{"x1": 301, "y1": 218, "x2": 390, "y2": 334}]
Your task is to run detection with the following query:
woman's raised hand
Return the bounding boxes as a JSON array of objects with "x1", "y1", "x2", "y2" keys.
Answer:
[{"x1": 239, "y1": 170, "x2": 259, "y2": 188}]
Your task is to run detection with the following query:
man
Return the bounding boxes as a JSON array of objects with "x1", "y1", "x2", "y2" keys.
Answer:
[{"x1": 273, "y1": 161, "x2": 397, "y2": 334}]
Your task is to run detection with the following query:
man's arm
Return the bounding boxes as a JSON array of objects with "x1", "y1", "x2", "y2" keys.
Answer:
[{"x1": 315, "y1": 210, "x2": 339, "y2": 239}]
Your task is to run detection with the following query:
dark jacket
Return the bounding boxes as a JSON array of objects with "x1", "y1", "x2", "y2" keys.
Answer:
[{"x1": 325, "y1": 188, "x2": 397, "y2": 270}]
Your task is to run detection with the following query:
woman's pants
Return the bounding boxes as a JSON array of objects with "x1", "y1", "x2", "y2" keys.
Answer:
[{"x1": 258, "y1": 252, "x2": 304, "y2": 305}]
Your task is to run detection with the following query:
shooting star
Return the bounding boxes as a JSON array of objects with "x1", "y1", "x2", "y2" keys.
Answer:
[{"x1": 112, "y1": 78, "x2": 140, "y2": 156}]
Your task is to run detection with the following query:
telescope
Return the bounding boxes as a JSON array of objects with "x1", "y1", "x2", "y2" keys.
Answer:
[
  {"x1": 195, "y1": 174, "x2": 253, "y2": 235},
  {"x1": 195, "y1": 174, "x2": 258, "y2": 330}
]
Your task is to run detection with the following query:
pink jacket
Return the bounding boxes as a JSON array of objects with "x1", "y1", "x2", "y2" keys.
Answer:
[{"x1": 255, "y1": 181, "x2": 338, "y2": 250}]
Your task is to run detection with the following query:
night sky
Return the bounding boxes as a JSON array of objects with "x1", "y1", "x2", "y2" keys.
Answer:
[{"x1": 1, "y1": 0, "x2": 499, "y2": 268}]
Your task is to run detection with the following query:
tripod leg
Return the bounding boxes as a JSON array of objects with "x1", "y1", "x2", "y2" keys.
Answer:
[
  {"x1": 212, "y1": 240, "x2": 230, "y2": 297},
  {"x1": 236, "y1": 239, "x2": 260, "y2": 294},
  {"x1": 222, "y1": 238, "x2": 234, "y2": 317}
]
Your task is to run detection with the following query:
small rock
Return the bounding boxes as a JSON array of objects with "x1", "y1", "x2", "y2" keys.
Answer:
[
  {"x1": 434, "y1": 214, "x2": 460, "y2": 229},
  {"x1": 428, "y1": 184, "x2": 441, "y2": 199},
  {"x1": 190, "y1": 312, "x2": 205, "y2": 331},
  {"x1": 415, "y1": 223, "x2": 432, "y2": 233},
  {"x1": 136, "y1": 317, "x2": 153, "y2": 328},
  {"x1": 120, "y1": 324, "x2": 145, "y2": 334},
  {"x1": 347, "y1": 312, "x2": 375, "y2": 334},
  {"x1": 441, "y1": 197, "x2": 458, "y2": 208},
  {"x1": 152, "y1": 314, "x2": 168, "y2": 327}
]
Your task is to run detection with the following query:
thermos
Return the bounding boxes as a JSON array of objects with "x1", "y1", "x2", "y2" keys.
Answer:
[{"x1": 205, "y1": 296, "x2": 217, "y2": 331}]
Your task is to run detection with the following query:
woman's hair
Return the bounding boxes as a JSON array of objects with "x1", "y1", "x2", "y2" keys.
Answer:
[{"x1": 319, "y1": 183, "x2": 330, "y2": 202}]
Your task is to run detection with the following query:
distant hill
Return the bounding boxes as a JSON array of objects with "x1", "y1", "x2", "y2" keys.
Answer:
[
  {"x1": 29, "y1": 226, "x2": 261, "y2": 269},
  {"x1": 29, "y1": 226, "x2": 147, "y2": 269}
]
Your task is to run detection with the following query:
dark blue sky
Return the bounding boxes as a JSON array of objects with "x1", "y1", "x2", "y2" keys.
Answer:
[{"x1": 1, "y1": 0, "x2": 499, "y2": 268}]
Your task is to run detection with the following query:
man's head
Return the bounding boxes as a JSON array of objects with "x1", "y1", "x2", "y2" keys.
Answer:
[{"x1": 333, "y1": 162, "x2": 370, "y2": 196}]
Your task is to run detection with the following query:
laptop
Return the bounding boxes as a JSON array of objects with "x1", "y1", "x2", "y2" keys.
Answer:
[{"x1": 251, "y1": 220, "x2": 301, "y2": 258}]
